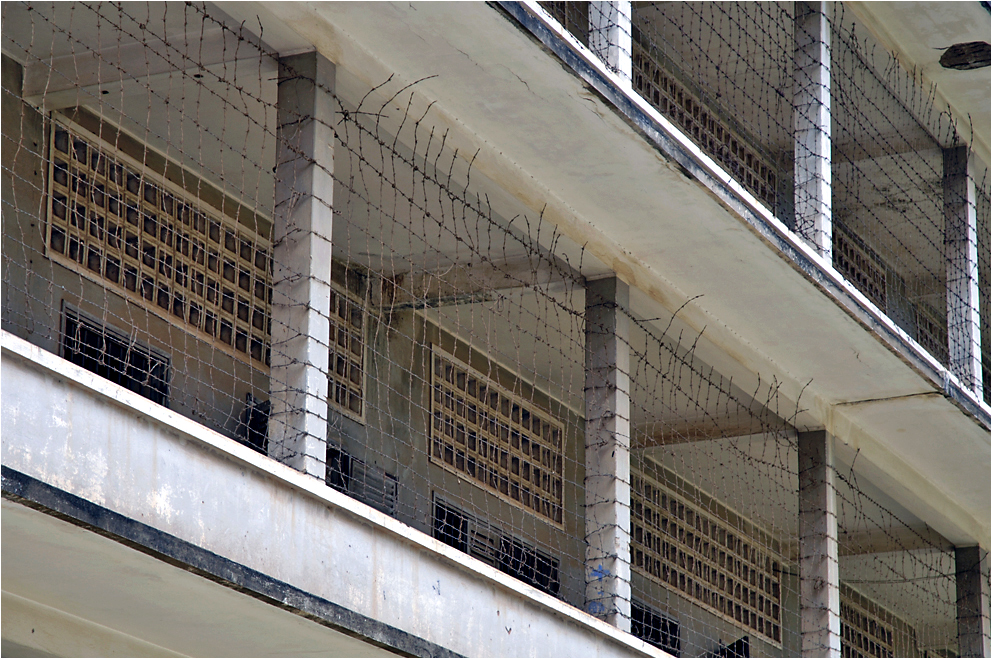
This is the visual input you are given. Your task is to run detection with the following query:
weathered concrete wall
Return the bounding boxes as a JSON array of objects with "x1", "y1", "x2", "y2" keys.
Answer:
[
  {"x1": 1, "y1": 331, "x2": 660, "y2": 657},
  {"x1": 1, "y1": 53, "x2": 269, "y2": 443}
]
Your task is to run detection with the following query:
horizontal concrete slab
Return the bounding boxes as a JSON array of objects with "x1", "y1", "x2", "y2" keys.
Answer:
[{"x1": 0, "y1": 330, "x2": 663, "y2": 658}]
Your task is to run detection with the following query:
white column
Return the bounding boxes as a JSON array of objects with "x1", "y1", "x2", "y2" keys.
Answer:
[
  {"x1": 268, "y1": 52, "x2": 335, "y2": 479},
  {"x1": 798, "y1": 429, "x2": 841, "y2": 658},
  {"x1": 584, "y1": 276, "x2": 631, "y2": 632},
  {"x1": 956, "y1": 545, "x2": 991, "y2": 657},
  {"x1": 794, "y1": 1, "x2": 832, "y2": 258},
  {"x1": 944, "y1": 146, "x2": 984, "y2": 397},
  {"x1": 589, "y1": 1, "x2": 632, "y2": 87}
]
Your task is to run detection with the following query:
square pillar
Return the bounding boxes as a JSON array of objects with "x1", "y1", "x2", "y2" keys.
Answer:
[
  {"x1": 956, "y1": 545, "x2": 991, "y2": 657},
  {"x1": 798, "y1": 429, "x2": 841, "y2": 657},
  {"x1": 584, "y1": 276, "x2": 631, "y2": 632},
  {"x1": 794, "y1": 1, "x2": 832, "y2": 259},
  {"x1": 944, "y1": 146, "x2": 984, "y2": 397},
  {"x1": 589, "y1": 1, "x2": 632, "y2": 87},
  {"x1": 268, "y1": 52, "x2": 336, "y2": 479}
]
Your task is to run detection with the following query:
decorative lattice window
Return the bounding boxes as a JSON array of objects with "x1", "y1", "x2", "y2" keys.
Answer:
[
  {"x1": 632, "y1": 42, "x2": 778, "y2": 210},
  {"x1": 840, "y1": 584, "x2": 896, "y2": 658},
  {"x1": 46, "y1": 117, "x2": 272, "y2": 364},
  {"x1": 914, "y1": 301, "x2": 949, "y2": 366},
  {"x1": 430, "y1": 346, "x2": 564, "y2": 525},
  {"x1": 832, "y1": 223, "x2": 887, "y2": 311},
  {"x1": 632, "y1": 468, "x2": 783, "y2": 645},
  {"x1": 328, "y1": 284, "x2": 366, "y2": 419}
]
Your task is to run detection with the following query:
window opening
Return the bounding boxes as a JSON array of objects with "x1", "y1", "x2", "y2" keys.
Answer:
[
  {"x1": 328, "y1": 283, "x2": 366, "y2": 420},
  {"x1": 47, "y1": 117, "x2": 272, "y2": 365},
  {"x1": 632, "y1": 600, "x2": 681, "y2": 656},
  {"x1": 430, "y1": 345, "x2": 564, "y2": 526},
  {"x1": 632, "y1": 465, "x2": 783, "y2": 646},
  {"x1": 326, "y1": 445, "x2": 397, "y2": 516},
  {"x1": 61, "y1": 306, "x2": 170, "y2": 406},
  {"x1": 432, "y1": 498, "x2": 561, "y2": 596}
]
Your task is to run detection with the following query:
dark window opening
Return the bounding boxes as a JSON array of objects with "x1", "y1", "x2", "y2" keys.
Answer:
[
  {"x1": 62, "y1": 308, "x2": 169, "y2": 406},
  {"x1": 236, "y1": 393, "x2": 269, "y2": 454},
  {"x1": 328, "y1": 445, "x2": 398, "y2": 516},
  {"x1": 717, "y1": 635, "x2": 750, "y2": 658},
  {"x1": 632, "y1": 601, "x2": 681, "y2": 657},
  {"x1": 433, "y1": 500, "x2": 469, "y2": 553},
  {"x1": 498, "y1": 537, "x2": 560, "y2": 597},
  {"x1": 432, "y1": 499, "x2": 560, "y2": 597}
]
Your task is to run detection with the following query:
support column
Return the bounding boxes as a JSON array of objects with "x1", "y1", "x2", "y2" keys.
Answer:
[
  {"x1": 956, "y1": 546, "x2": 991, "y2": 657},
  {"x1": 589, "y1": 1, "x2": 632, "y2": 87},
  {"x1": 794, "y1": 1, "x2": 832, "y2": 258},
  {"x1": 944, "y1": 146, "x2": 984, "y2": 397},
  {"x1": 584, "y1": 276, "x2": 631, "y2": 632},
  {"x1": 798, "y1": 430, "x2": 841, "y2": 658},
  {"x1": 268, "y1": 52, "x2": 335, "y2": 478}
]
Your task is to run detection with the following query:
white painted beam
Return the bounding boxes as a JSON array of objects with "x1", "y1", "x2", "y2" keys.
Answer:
[
  {"x1": 944, "y1": 146, "x2": 984, "y2": 398},
  {"x1": 794, "y1": 1, "x2": 832, "y2": 258},
  {"x1": 268, "y1": 51, "x2": 335, "y2": 479},
  {"x1": 798, "y1": 429, "x2": 841, "y2": 658},
  {"x1": 584, "y1": 276, "x2": 632, "y2": 632}
]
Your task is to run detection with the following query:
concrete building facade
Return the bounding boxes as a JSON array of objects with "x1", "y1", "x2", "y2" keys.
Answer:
[{"x1": 2, "y1": 2, "x2": 989, "y2": 657}]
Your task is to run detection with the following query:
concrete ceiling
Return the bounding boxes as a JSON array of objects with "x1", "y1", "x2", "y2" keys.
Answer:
[
  {"x1": 847, "y1": 1, "x2": 992, "y2": 167},
  {"x1": 1, "y1": 499, "x2": 400, "y2": 658}
]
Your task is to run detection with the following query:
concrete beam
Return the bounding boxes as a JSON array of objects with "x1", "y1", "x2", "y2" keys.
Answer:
[
  {"x1": 21, "y1": 25, "x2": 253, "y2": 109},
  {"x1": 944, "y1": 146, "x2": 984, "y2": 398},
  {"x1": 637, "y1": 414, "x2": 786, "y2": 446},
  {"x1": 1, "y1": 330, "x2": 660, "y2": 658},
  {"x1": 798, "y1": 429, "x2": 841, "y2": 657},
  {"x1": 584, "y1": 276, "x2": 632, "y2": 632},
  {"x1": 588, "y1": 2, "x2": 631, "y2": 88},
  {"x1": 784, "y1": 525, "x2": 952, "y2": 560},
  {"x1": 956, "y1": 546, "x2": 991, "y2": 657},
  {"x1": 794, "y1": 1, "x2": 833, "y2": 258},
  {"x1": 268, "y1": 52, "x2": 335, "y2": 478},
  {"x1": 379, "y1": 256, "x2": 570, "y2": 311}
]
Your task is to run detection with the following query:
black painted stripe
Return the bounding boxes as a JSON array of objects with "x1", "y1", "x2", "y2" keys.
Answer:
[{"x1": 1, "y1": 466, "x2": 461, "y2": 659}]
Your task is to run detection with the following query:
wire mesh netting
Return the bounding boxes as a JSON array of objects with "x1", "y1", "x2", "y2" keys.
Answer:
[
  {"x1": 544, "y1": 1, "x2": 990, "y2": 406},
  {"x1": 0, "y1": 2, "x2": 983, "y2": 657}
]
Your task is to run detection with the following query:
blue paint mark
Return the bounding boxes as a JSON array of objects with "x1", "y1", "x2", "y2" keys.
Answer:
[
  {"x1": 587, "y1": 601, "x2": 606, "y2": 615},
  {"x1": 591, "y1": 564, "x2": 611, "y2": 581}
]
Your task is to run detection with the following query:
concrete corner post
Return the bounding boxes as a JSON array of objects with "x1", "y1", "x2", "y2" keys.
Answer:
[
  {"x1": 589, "y1": 1, "x2": 632, "y2": 87},
  {"x1": 584, "y1": 276, "x2": 632, "y2": 632},
  {"x1": 268, "y1": 51, "x2": 335, "y2": 479},
  {"x1": 956, "y1": 546, "x2": 991, "y2": 657},
  {"x1": 794, "y1": 1, "x2": 832, "y2": 259},
  {"x1": 944, "y1": 146, "x2": 984, "y2": 398},
  {"x1": 798, "y1": 429, "x2": 841, "y2": 657}
]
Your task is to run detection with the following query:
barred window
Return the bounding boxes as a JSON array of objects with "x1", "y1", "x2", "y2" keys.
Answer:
[
  {"x1": 328, "y1": 284, "x2": 366, "y2": 419},
  {"x1": 61, "y1": 306, "x2": 169, "y2": 406},
  {"x1": 632, "y1": 41, "x2": 778, "y2": 210},
  {"x1": 46, "y1": 117, "x2": 272, "y2": 364},
  {"x1": 632, "y1": 600, "x2": 681, "y2": 657},
  {"x1": 432, "y1": 498, "x2": 561, "y2": 596},
  {"x1": 632, "y1": 467, "x2": 783, "y2": 645},
  {"x1": 840, "y1": 584, "x2": 896, "y2": 658},
  {"x1": 430, "y1": 346, "x2": 564, "y2": 525}
]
